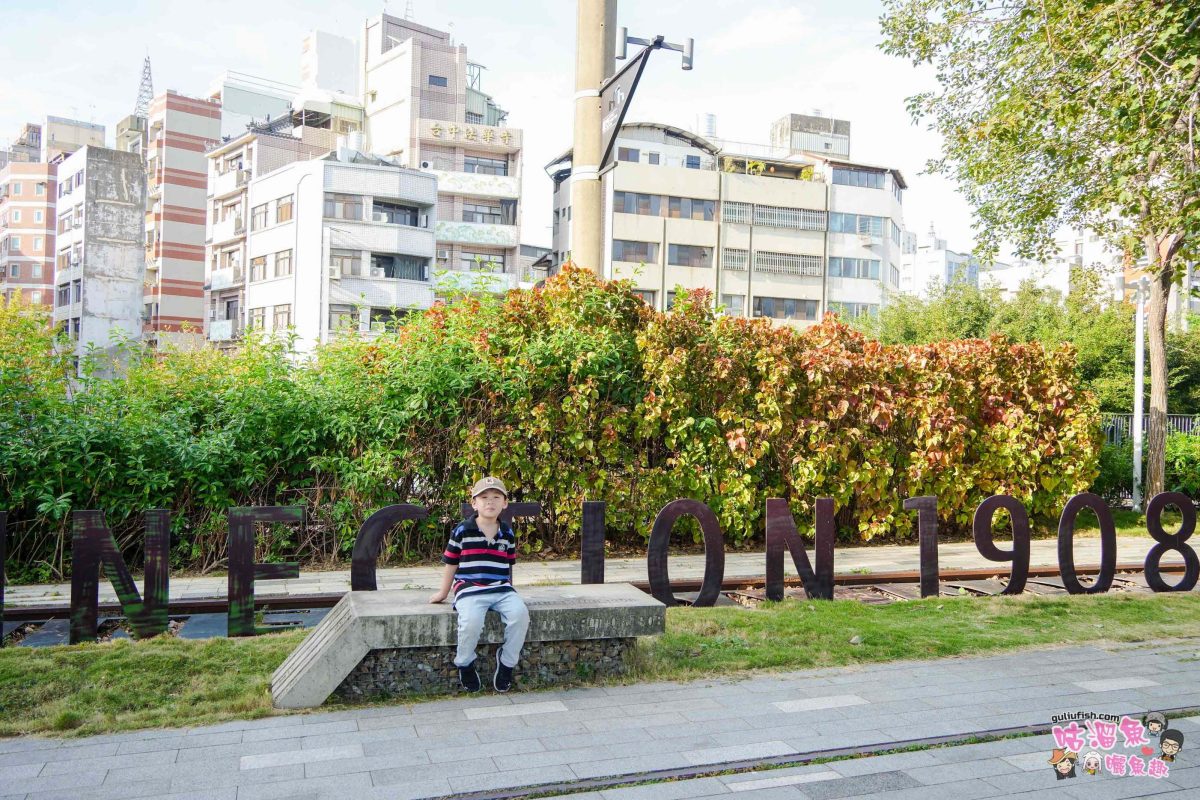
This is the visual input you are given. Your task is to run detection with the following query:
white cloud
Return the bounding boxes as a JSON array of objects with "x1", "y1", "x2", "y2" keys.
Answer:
[{"x1": 708, "y1": 6, "x2": 810, "y2": 55}]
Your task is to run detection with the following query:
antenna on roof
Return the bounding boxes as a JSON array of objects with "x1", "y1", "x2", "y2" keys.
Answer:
[
  {"x1": 135, "y1": 56, "x2": 154, "y2": 119},
  {"x1": 405, "y1": 0, "x2": 414, "y2": 19}
]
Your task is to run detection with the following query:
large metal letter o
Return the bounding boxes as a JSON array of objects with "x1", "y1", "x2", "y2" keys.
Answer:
[{"x1": 647, "y1": 499, "x2": 725, "y2": 607}]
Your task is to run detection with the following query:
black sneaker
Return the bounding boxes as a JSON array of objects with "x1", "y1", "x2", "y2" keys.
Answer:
[
  {"x1": 494, "y1": 655, "x2": 514, "y2": 693},
  {"x1": 458, "y1": 661, "x2": 481, "y2": 693}
]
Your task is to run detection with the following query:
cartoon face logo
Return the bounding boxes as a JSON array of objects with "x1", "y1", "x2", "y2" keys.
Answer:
[
  {"x1": 1049, "y1": 748, "x2": 1078, "y2": 779},
  {"x1": 1082, "y1": 752, "x2": 1102, "y2": 775},
  {"x1": 1144, "y1": 712, "x2": 1168, "y2": 736},
  {"x1": 1160, "y1": 730, "x2": 1184, "y2": 762}
]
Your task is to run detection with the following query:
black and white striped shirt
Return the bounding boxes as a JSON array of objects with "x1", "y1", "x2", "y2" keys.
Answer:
[{"x1": 442, "y1": 518, "x2": 516, "y2": 602}]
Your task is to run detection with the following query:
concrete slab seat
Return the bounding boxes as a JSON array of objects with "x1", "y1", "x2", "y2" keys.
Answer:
[{"x1": 271, "y1": 584, "x2": 666, "y2": 709}]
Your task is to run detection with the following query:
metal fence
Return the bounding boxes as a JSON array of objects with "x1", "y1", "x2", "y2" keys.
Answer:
[{"x1": 1101, "y1": 414, "x2": 1200, "y2": 445}]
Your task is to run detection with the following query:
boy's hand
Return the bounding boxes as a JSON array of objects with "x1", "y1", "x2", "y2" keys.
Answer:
[{"x1": 429, "y1": 590, "x2": 448, "y2": 604}]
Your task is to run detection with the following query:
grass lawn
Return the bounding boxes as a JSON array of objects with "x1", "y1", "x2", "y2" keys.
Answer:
[{"x1": 2, "y1": 592, "x2": 1199, "y2": 738}]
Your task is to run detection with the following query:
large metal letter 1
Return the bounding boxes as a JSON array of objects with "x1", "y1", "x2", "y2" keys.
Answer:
[
  {"x1": 647, "y1": 499, "x2": 725, "y2": 607},
  {"x1": 903, "y1": 496, "x2": 941, "y2": 598},
  {"x1": 765, "y1": 498, "x2": 835, "y2": 601},
  {"x1": 1057, "y1": 493, "x2": 1116, "y2": 594},
  {"x1": 972, "y1": 496, "x2": 1031, "y2": 595},
  {"x1": 350, "y1": 504, "x2": 428, "y2": 591},
  {"x1": 0, "y1": 512, "x2": 7, "y2": 647},
  {"x1": 227, "y1": 507, "x2": 303, "y2": 637},
  {"x1": 581, "y1": 501, "x2": 606, "y2": 584},
  {"x1": 69, "y1": 510, "x2": 171, "y2": 644},
  {"x1": 1143, "y1": 492, "x2": 1199, "y2": 592}
]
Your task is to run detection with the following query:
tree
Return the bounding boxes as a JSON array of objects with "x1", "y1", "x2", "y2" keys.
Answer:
[{"x1": 881, "y1": 0, "x2": 1200, "y2": 499}]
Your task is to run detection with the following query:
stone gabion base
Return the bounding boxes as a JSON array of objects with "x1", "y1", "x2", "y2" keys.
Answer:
[{"x1": 333, "y1": 637, "x2": 635, "y2": 700}]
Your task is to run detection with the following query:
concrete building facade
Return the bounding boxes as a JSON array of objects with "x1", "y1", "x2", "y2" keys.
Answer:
[
  {"x1": 0, "y1": 161, "x2": 56, "y2": 306},
  {"x1": 361, "y1": 14, "x2": 524, "y2": 287},
  {"x1": 547, "y1": 120, "x2": 906, "y2": 327},
  {"x1": 899, "y1": 226, "x2": 983, "y2": 298},
  {"x1": 51, "y1": 147, "x2": 145, "y2": 372},
  {"x1": 42, "y1": 116, "x2": 105, "y2": 164},
  {"x1": 207, "y1": 144, "x2": 436, "y2": 355}
]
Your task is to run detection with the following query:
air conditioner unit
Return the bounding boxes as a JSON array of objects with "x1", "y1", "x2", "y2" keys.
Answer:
[
  {"x1": 420, "y1": 160, "x2": 432, "y2": 169},
  {"x1": 369, "y1": 321, "x2": 386, "y2": 333},
  {"x1": 437, "y1": 249, "x2": 450, "y2": 261},
  {"x1": 419, "y1": 214, "x2": 429, "y2": 228},
  {"x1": 372, "y1": 211, "x2": 387, "y2": 222},
  {"x1": 327, "y1": 266, "x2": 341, "y2": 280}
]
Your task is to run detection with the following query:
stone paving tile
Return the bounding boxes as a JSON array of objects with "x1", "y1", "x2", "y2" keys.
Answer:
[
  {"x1": 0, "y1": 762, "x2": 44, "y2": 781},
  {"x1": 167, "y1": 764, "x2": 299, "y2": 792},
  {"x1": 24, "y1": 780, "x2": 175, "y2": 800},
  {"x1": 446, "y1": 764, "x2": 577, "y2": 793},
  {"x1": 568, "y1": 752, "x2": 695, "y2": 780},
  {"x1": 234, "y1": 771, "x2": 374, "y2": 800},
  {"x1": 301, "y1": 748, "x2": 431, "y2": 778},
  {"x1": 11, "y1": 772, "x2": 108, "y2": 797},
  {"x1": 1057, "y1": 777, "x2": 1184, "y2": 799},
  {"x1": 368, "y1": 758, "x2": 497, "y2": 786},
  {"x1": 0, "y1": 741, "x2": 119, "y2": 768},
  {"x1": 38, "y1": 747, "x2": 178, "y2": 777},
  {"x1": 537, "y1": 727, "x2": 656, "y2": 752},
  {"x1": 903, "y1": 756, "x2": 1023, "y2": 785},
  {"x1": 826, "y1": 750, "x2": 943, "y2": 776},
  {"x1": 114, "y1": 730, "x2": 243, "y2": 755},
  {"x1": 724, "y1": 768, "x2": 843, "y2": 793},
  {"x1": 360, "y1": 779, "x2": 455, "y2": 800},
  {"x1": 173, "y1": 737, "x2": 303, "y2": 763},
  {"x1": 239, "y1": 719, "x2": 357, "y2": 743},
  {"x1": 682, "y1": 740, "x2": 796, "y2": 765},
  {"x1": 594, "y1": 776, "x2": 731, "y2": 799},
  {"x1": 796, "y1": 769, "x2": 921, "y2": 798},
  {"x1": 858, "y1": 777, "x2": 1018, "y2": 800},
  {"x1": 102, "y1": 756, "x2": 243, "y2": 786},
  {"x1": 239, "y1": 742, "x2": 362, "y2": 770},
  {"x1": 464, "y1": 699, "x2": 568, "y2": 720}
]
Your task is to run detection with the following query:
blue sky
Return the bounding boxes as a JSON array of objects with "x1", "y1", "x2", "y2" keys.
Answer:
[{"x1": 0, "y1": 0, "x2": 972, "y2": 251}]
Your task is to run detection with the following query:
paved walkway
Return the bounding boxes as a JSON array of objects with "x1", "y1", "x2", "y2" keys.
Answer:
[
  {"x1": 5, "y1": 534, "x2": 1154, "y2": 607},
  {"x1": 2, "y1": 637, "x2": 1198, "y2": 799}
]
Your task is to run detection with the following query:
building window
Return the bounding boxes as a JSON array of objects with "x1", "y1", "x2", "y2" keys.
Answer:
[
  {"x1": 428, "y1": 74, "x2": 448, "y2": 87},
  {"x1": 250, "y1": 256, "x2": 267, "y2": 282},
  {"x1": 648, "y1": 152, "x2": 661, "y2": 165},
  {"x1": 58, "y1": 214, "x2": 70, "y2": 234},
  {"x1": 72, "y1": 280, "x2": 81, "y2": 303},
  {"x1": 829, "y1": 212, "x2": 886, "y2": 237},
  {"x1": 613, "y1": 191, "x2": 661, "y2": 217},
  {"x1": 71, "y1": 318, "x2": 80, "y2": 340},
  {"x1": 667, "y1": 197, "x2": 716, "y2": 221},
  {"x1": 370, "y1": 307, "x2": 409, "y2": 331},
  {"x1": 720, "y1": 294, "x2": 745, "y2": 316},
  {"x1": 631, "y1": 289, "x2": 656, "y2": 305},
  {"x1": 250, "y1": 204, "x2": 268, "y2": 231},
  {"x1": 462, "y1": 202, "x2": 502, "y2": 224},
  {"x1": 324, "y1": 193, "x2": 363, "y2": 221},
  {"x1": 276, "y1": 195, "x2": 293, "y2": 224},
  {"x1": 57, "y1": 249, "x2": 70, "y2": 270},
  {"x1": 828, "y1": 257, "x2": 882, "y2": 280},
  {"x1": 832, "y1": 167, "x2": 886, "y2": 190},
  {"x1": 330, "y1": 304, "x2": 357, "y2": 332},
  {"x1": 373, "y1": 200, "x2": 419, "y2": 226},
  {"x1": 753, "y1": 296, "x2": 819, "y2": 321},
  {"x1": 464, "y1": 155, "x2": 508, "y2": 176},
  {"x1": 465, "y1": 111, "x2": 484, "y2": 124},
  {"x1": 612, "y1": 240, "x2": 659, "y2": 263},
  {"x1": 331, "y1": 248, "x2": 361, "y2": 276},
  {"x1": 31, "y1": 263, "x2": 42, "y2": 278},
  {"x1": 9, "y1": 264, "x2": 18, "y2": 278},
  {"x1": 275, "y1": 250, "x2": 292, "y2": 278},
  {"x1": 829, "y1": 301, "x2": 879, "y2": 320},
  {"x1": 10, "y1": 182, "x2": 20, "y2": 196},
  {"x1": 35, "y1": 183, "x2": 44, "y2": 196},
  {"x1": 29, "y1": 290, "x2": 42, "y2": 305},
  {"x1": 33, "y1": 237, "x2": 42, "y2": 252},
  {"x1": 34, "y1": 210, "x2": 43, "y2": 223},
  {"x1": 890, "y1": 265, "x2": 901, "y2": 286},
  {"x1": 668, "y1": 244, "x2": 713, "y2": 268},
  {"x1": 12, "y1": 210, "x2": 20, "y2": 223},
  {"x1": 666, "y1": 291, "x2": 677, "y2": 310},
  {"x1": 56, "y1": 284, "x2": 70, "y2": 306},
  {"x1": 273, "y1": 304, "x2": 292, "y2": 330},
  {"x1": 755, "y1": 251, "x2": 824, "y2": 276},
  {"x1": 617, "y1": 147, "x2": 639, "y2": 163},
  {"x1": 685, "y1": 155, "x2": 701, "y2": 169},
  {"x1": 249, "y1": 307, "x2": 265, "y2": 329},
  {"x1": 371, "y1": 254, "x2": 427, "y2": 281},
  {"x1": 460, "y1": 251, "x2": 506, "y2": 272}
]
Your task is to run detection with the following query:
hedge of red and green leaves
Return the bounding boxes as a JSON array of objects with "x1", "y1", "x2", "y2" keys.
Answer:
[{"x1": 0, "y1": 267, "x2": 1101, "y2": 581}]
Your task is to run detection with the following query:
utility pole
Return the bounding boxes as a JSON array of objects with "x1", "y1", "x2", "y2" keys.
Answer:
[{"x1": 570, "y1": 0, "x2": 617, "y2": 272}]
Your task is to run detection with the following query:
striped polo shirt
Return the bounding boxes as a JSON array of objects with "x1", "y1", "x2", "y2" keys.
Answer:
[{"x1": 442, "y1": 517, "x2": 517, "y2": 603}]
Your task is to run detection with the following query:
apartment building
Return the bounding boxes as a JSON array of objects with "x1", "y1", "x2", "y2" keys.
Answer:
[
  {"x1": 899, "y1": 226, "x2": 985, "y2": 298},
  {"x1": 0, "y1": 161, "x2": 56, "y2": 306},
  {"x1": 546, "y1": 118, "x2": 906, "y2": 327},
  {"x1": 361, "y1": 14, "x2": 525, "y2": 286},
  {"x1": 51, "y1": 147, "x2": 145, "y2": 373},
  {"x1": 207, "y1": 72, "x2": 298, "y2": 141},
  {"x1": 41, "y1": 116, "x2": 105, "y2": 163},
  {"x1": 0, "y1": 123, "x2": 42, "y2": 168}
]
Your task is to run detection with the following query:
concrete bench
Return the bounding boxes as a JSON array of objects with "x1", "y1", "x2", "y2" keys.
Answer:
[{"x1": 271, "y1": 584, "x2": 666, "y2": 708}]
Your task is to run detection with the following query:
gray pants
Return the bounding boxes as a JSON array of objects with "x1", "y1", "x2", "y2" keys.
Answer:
[{"x1": 454, "y1": 591, "x2": 530, "y2": 668}]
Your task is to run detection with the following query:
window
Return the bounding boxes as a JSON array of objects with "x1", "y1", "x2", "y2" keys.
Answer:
[
  {"x1": 57, "y1": 249, "x2": 70, "y2": 270},
  {"x1": 753, "y1": 205, "x2": 826, "y2": 231},
  {"x1": 755, "y1": 252, "x2": 824, "y2": 276},
  {"x1": 464, "y1": 155, "x2": 508, "y2": 176},
  {"x1": 891, "y1": 221, "x2": 902, "y2": 246},
  {"x1": 275, "y1": 195, "x2": 293, "y2": 224},
  {"x1": 462, "y1": 202, "x2": 502, "y2": 224},
  {"x1": 250, "y1": 204, "x2": 268, "y2": 231},
  {"x1": 34, "y1": 183, "x2": 44, "y2": 196},
  {"x1": 329, "y1": 304, "x2": 357, "y2": 332},
  {"x1": 753, "y1": 296, "x2": 819, "y2": 321},
  {"x1": 832, "y1": 167, "x2": 886, "y2": 190},
  {"x1": 56, "y1": 284, "x2": 70, "y2": 306},
  {"x1": 220, "y1": 201, "x2": 241, "y2": 222},
  {"x1": 72, "y1": 280, "x2": 81, "y2": 303},
  {"x1": 722, "y1": 248, "x2": 749, "y2": 270},
  {"x1": 249, "y1": 307, "x2": 265, "y2": 329},
  {"x1": 428, "y1": 75, "x2": 448, "y2": 87},
  {"x1": 71, "y1": 318, "x2": 80, "y2": 340},
  {"x1": 370, "y1": 307, "x2": 409, "y2": 330},
  {"x1": 829, "y1": 301, "x2": 879, "y2": 320},
  {"x1": 667, "y1": 196, "x2": 716, "y2": 221},
  {"x1": 34, "y1": 210, "x2": 43, "y2": 223},
  {"x1": 250, "y1": 256, "x2": 267, "y2": 282},
  {"x1": 273, "y1": 304, "x2": 292, "y2": 330},
  {"x1": 648, "y1": 152, "x2": 661, "y2": 165},
  {"x1": 331, "y1": 248, "x2": 362, "y2": 276},
  {"x1": 9, "y1": 264, "x2": 17, "y2": 278},
  {"x1": 685, "y1": 155, "x2": 701, "y2": 169},
  {"x1": 58, "y1": 214, "x2": 71, "y2": 234},
  {"x1": 829, "y1": 212, "x2": 886, "y2": 237},
  {"x1": 828, "y1": 257, "x2": 882, "y2": 280},
  {"x1": 720, "y1": 294, "x2": 745, "y2": 316},
  {"x1": 274, "y1": 250, "x2": 292, "y2": 278},
  {"x1": 631, "y1": 289, "x2": 656, "y2": 305},
  {"x1": 371, "y1": 254, "x2": 427, "y2": 280},
  {"x1": 10, "y1": 182, "x2": 20, "y2": 196},
  {"x1": 617, "y1": 147, "x2": 640, "y2": 163},
  {"x1": 611, "y1": 240, "x2": 659, "y2": 263},
  {"x1": 465, "y1": 111, "x2": 484, "y2": 124},
  {"x1": 74, "y1": 173, "x2": 83, "y2": 188},
  {"x1": 460, "y1": 251, "x2": 506, "y2": 271},
  {"x1": 29, "y1": 290, "x2": 41, "y2": 305},
  {"x1": 31, "y1": 263, "x2": 42, "y2": 278},
  {"x1": 666, "y1": 291, "x2": 677, "y2": 310},
  {"x1": 668, "y1": 244, "x2": 713, "y2": 268},
  {"x1": 12, "y1": 210, "x2": 20, "y2": 223},
  {"x1": 8, "y1": 236, "x2": 19, "y2": 253},
  {"x1": 324, "y1": 193, "x2": 363, "y2": 221},
  {"x1": 890, "y1": 265, "x2": 900, "y2": 286},
  {"x1": 33, "y1": 237, "x2": 42, "y2": 252},
  {"x1": 373, "y1": 200, "x2": 419, "y2": 226},
  {"x1": 612, "y1": 191, "x2": 661, "y2": 217}
]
